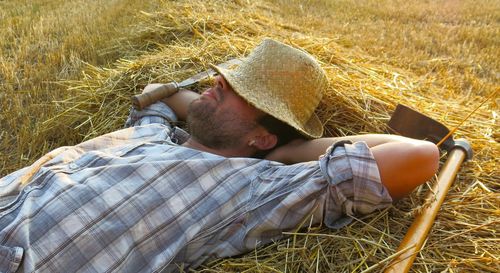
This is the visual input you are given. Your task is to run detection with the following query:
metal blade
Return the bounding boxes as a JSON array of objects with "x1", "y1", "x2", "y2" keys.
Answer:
[
  {"x1": 178, "y1": 58, "x2": 242, "y2": 88},
  {"x1": 388, "y1": 104, "x2": 455, "y2": 150}
]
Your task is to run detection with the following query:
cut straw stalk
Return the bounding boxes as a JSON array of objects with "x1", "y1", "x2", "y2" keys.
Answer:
[
  {"x1": 3, "y1": 0, "x2": 498, "y2": 272},
  {"x1": 362, "y1": 244, "x2": 417, "y2": 273},
  {"x1": 282, "y1": 231, "x2": 392, "y2": 251},
  {"x1": 436, "y1": 88, "x2": 499, "y2": 147}
]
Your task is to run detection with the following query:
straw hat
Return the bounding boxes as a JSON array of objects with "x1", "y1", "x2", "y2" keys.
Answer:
[{"x1": 211, "y1": 38, "x2": 328, "y2": 138}]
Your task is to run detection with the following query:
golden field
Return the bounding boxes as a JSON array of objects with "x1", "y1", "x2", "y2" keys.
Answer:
[{"x1": 1, "y1": 0, "x2": 498, "y2": 272}]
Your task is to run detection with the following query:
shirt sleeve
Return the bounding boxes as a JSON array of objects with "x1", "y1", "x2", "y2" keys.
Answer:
[
  {"x1": 319, "y1": 141, "x2": 393, "y2": 228},
  {"x1": 237, "y1": 140, "x2": 393, "y2": 250},
  {"x1": 125, "y1": 101, "x2": 178, "y2": 128},
  {"x1": 0, "y1": 245, "x2": 23, "y2": 273}
]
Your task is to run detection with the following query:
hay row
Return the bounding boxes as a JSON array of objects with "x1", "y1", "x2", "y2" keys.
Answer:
[{"x1": 5, "y1": 0, "x2": 499, "y2": 272}]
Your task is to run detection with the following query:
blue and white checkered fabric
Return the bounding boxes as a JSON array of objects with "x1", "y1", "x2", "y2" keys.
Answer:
[{"x1": 0, "y1": 102, "x2": 392, "y2": 272}]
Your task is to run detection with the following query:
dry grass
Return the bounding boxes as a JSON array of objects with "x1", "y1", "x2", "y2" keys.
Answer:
[
  {"x1": 1, "y1": 0, "x2": 498, "y2": 272},
  {"x1": 0, "y1": 0, "x2": 161, "y2": 173}
]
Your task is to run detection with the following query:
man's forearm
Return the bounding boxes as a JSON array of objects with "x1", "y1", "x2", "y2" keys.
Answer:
[
  {"x1": 160, "y1": 89, "x2": 200, "y2": 120},
  {"x1": 286, "y1": 134, "x2": 395, "y2": 163},
  {"x1": 329, "y1": 134, "x2": 421, "y2": 148},
  {"x1": 266, "y1": 134, "x2": 432, "y2": 164}
]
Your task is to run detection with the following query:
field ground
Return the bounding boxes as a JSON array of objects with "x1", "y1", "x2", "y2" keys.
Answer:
[{"x1": 1, "y1": 0, "x2": 498, "y2": 272}]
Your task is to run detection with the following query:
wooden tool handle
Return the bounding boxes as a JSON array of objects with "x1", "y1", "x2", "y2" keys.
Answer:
[
  {"x1": 131, "y1": 82, "x2": 179, "y2": 110},
  {"x1": 384, "y1": 147, "x2": 468, "y2": 273}
]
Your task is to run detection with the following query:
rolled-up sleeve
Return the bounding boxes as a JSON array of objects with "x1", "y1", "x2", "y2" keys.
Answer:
[
  {"x1": 319, "y1": 141, "x2": 393, "y2": 228},
  {"x1": 125, "y1": 101, "x2": 178, "y2": 128},
  {"x1": 232, "y1": 141, "x2": 392, "y2": 254},
  {"x1": 0, "y1": 245, "x2": 23, "y2": 273}
]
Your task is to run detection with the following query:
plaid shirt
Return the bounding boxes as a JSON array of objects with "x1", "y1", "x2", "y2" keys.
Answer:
[{"x1": 0, "y1": 102, "x2": 392, "y2": 273}]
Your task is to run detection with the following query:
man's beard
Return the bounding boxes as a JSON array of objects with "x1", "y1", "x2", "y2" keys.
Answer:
[{"x1": 186, "y1": 99, "x2": 258, "y2": 150}]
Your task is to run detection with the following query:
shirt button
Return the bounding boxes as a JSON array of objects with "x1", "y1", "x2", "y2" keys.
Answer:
[{"x1": 69, "y1": 163, "x2": 78, "y2": 169}]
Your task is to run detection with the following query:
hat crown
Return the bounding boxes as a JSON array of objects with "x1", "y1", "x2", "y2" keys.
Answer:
[{"x1": 214, "y1": 39, "x2": 328, "y2": 138}]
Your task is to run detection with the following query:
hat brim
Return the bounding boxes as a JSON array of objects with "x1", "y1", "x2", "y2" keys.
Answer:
[{"x1": 211, "y1": 64, "x2": 324, "y2": 139}]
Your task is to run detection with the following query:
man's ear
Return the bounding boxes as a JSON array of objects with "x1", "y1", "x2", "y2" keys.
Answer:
[{"x1": 253, "y1": 133, "x2": 278, "y2": 151}]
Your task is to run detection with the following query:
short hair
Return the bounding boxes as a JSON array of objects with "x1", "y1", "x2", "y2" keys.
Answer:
[{"x1": 254, "y1": 114, "x2": 306, "y2": 158}]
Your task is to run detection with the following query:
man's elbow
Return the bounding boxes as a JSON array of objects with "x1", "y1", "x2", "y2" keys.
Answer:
[
  {"x1": 373, "y1": 139, "x2": 440, "y2": 200},
  {"x1": 414, "y1": 141, "x2": 440, "y2": 182}
]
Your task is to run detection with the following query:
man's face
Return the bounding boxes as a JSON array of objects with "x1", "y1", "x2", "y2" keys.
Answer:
[{"x1": 187, "y1": 75, "x2": 263, "y2": 150}]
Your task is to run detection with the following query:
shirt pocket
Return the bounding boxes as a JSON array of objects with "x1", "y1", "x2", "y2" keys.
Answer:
[{"x1": 62, "y1": 142, "x2": 147, "y2": 173}]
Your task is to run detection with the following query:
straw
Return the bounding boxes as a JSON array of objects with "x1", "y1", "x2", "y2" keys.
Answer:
[{"x1": 1, "y1": 0, "x2": 498, "y2": 272}]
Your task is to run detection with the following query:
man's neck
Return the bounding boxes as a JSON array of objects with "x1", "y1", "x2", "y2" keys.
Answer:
[{"x1": 182, "y1": 138, "x2": 253, "y2": 158}]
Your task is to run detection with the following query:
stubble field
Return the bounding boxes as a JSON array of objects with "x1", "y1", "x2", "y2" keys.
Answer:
[{"x1": 1, "y1": 0, "x2": 498, "y2": 272}]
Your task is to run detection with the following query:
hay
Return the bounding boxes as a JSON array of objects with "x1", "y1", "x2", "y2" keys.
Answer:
[{"x1": 2, "y1": 0, "x2": 499, "y2": 272}]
